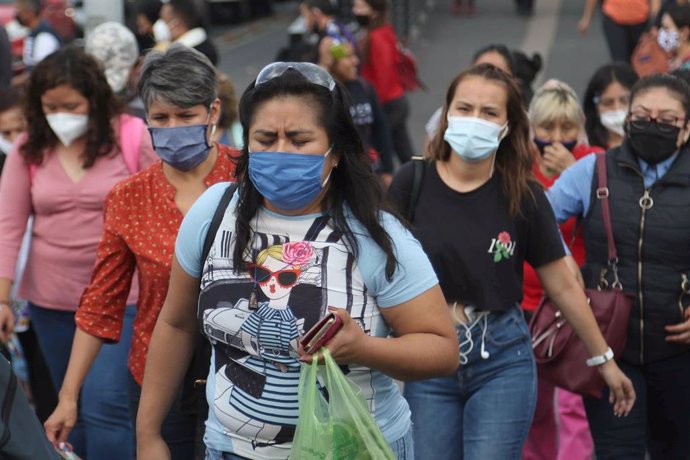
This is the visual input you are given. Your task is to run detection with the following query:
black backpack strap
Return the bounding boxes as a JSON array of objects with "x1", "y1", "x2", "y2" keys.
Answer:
[
  {"x1": 200, "y1": 182, "x2": 238, "y2": 274},
  {"x1": 406, "y1": 156, "x2": 426, "y2": 223},
  {"x1": 180, "y1": 182, "x2": 237, "y2": 417}
]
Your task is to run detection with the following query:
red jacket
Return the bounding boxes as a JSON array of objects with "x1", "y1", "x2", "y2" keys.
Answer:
[
  {"x1": 361, "y1": 24, "x2": 405, "y2": 104},
  {"x1": 522, "y1": 144, "x2": 604, "y2": 311}
]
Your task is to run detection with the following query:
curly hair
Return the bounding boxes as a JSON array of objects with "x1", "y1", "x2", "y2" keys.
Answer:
[
  {"x1": 21, "y1": 46, "x2": 120, "y2": 167},
  {"x1": 430, "y1": 63, "x2": 535, "y2": 217}
]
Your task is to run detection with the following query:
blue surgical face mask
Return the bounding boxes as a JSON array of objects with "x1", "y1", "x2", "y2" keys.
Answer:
[
  {"x1": 148, "y1": 122, "x2": 212, "y2": 172},
  {"x1": 444, "y1": 116, "x2": 509, "y2": 163},
  {"x1": 248, "y1": 147, "x2": 333, "y2": 211}
]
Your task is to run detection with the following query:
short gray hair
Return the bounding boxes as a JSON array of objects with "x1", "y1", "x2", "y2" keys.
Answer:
[{"x1": 138, "y1": 44, "x2": 217, "y2": 112}]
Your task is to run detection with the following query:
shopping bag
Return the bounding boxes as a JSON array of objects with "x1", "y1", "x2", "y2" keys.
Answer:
[{"x1": 291, "y1": 349, "x2": 396, "y2": 460}]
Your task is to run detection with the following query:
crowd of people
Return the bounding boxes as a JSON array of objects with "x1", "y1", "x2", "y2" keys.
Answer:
[{"x1": 0, "y1": 0, "x2": 689, "y2": 460}]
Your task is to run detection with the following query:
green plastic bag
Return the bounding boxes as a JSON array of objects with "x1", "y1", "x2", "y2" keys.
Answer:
[{"x1": 290, "y1": 349, "x2": 396, "y2": 460}]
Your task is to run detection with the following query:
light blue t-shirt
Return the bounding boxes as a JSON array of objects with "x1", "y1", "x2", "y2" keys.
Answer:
[{"x1": 176, "y1": 182, "x2": 438, "y2": 459}]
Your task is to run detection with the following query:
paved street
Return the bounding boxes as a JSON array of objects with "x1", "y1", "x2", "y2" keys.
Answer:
[{"x1": 211, "y1": 0, "x2": 612, "y2": 154}]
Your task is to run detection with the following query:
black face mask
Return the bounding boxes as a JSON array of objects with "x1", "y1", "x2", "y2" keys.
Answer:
[
  {"x1": 533, "y1": 138, "x2": 577, "y2": 156},
  {"x1": 354, "y1": 14, "x2": 371, "y2": 27},
  {"x1": 15, "y1": 14, "x2": 27, "y2": 27},
  {"x1": 627, "y1": 122, "x2": 681, "y2": 165}
]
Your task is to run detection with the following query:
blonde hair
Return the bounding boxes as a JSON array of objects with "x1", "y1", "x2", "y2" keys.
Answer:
[
  {"x1": 528, "y1": 79, "x2": 584, "y2": 130},
  {"x1": 256, "y1": 245, "x2": 284, "y2": 265}
]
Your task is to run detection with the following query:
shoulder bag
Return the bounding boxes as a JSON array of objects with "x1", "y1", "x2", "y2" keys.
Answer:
[{"x1": 529, "y1": 154, "x2": 633, "y2": 398}]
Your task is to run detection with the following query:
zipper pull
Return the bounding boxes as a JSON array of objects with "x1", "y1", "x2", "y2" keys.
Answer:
[{"x1": 639, "y1": 190, "x2": 654, "y2": 210}]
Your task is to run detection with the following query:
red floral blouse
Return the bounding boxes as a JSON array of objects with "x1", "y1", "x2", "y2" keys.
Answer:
[{"x1": 76, "y1": 146, "x2": 238, "y2": 385}]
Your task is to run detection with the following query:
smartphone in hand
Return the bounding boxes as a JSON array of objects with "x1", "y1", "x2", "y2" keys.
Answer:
[{"x1": 299, "y1": 312, "x2": 343, "y2": 355}]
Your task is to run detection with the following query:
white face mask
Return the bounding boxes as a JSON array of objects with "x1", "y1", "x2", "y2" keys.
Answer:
[
  {"x1": 0, "y1": 135, "x2": 13, "y2": 154},
  {"x1": 599, "y1": 108, "x2": 627, "y2": 137},
  {"x1": 153, "y1": 19, "x2": 171, "y2": 43},
  {"x1": 46, "y1": 113, "x2": 89, "y2": 147}
]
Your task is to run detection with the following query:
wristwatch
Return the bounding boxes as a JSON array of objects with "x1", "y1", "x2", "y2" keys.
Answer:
[{"x1": 586, "y1": 347, "x2": 614, "y2": 367}]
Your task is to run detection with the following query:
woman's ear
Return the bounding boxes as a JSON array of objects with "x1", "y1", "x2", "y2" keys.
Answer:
[{"x1": 210, "y1": 98, "x2": 222, "y2": 126}]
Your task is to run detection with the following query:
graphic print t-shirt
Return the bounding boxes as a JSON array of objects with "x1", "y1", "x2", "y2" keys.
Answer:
[
  {"x1": 176, "y1": 183, "x2": 438, "y2": 459},
  {"x1": 389, "y1": 161, "x2": 565, "y2": 312}
]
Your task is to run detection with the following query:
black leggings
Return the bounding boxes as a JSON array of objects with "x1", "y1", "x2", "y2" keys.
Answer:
[{"x1": 602, "y1": 13, "x2": 647, "y2": 62}]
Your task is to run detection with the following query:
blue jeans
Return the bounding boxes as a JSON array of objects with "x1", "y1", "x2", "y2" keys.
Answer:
[
  {"x1": 128, "y1": 373, "x2": 197, "y2": 460},
  {"x1": 204, "y1": 428, "x2": 414, "y2": 459},
  {"x1": 28, "y1": 303, "x2": 136, "y2": 460},
  {"x1": 404, "y1": 305, "x2": 536, "y2": 460}
]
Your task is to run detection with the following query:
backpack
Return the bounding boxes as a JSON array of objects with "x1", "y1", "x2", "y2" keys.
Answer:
[
  {"x1": 0, "y1": 356, "x2": 61, "y2": 459},
  {"x1": 404, "y1": 156, "x2": 427, "y2": 223},
  {"x1": 631, "y1": 32, "x2": 669, "y2": 77},
  {"x1": 28, "y1": 113, "x2": 143, "y2": 180},
  {"x1": 397, "y1": 44, "x2": 427, "y2": 92}
]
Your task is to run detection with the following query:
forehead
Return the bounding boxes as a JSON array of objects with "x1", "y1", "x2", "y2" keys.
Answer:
[
  {"x1": 632, "y1": 87, "x2": 685, "y2": 114},
  {"x1": 601, "y1": 80, "x2": 630, "y2": 97},
  {"x1": 148, "y1": 99, "x2": 206, "y2": 114},
  {"x1": 453, "y1": 75, "x2": 508, "y2": 106},
  {"x1": 41, "y1": 84, "x2": 85, "y2": 101},
  {"x1": 250, "y1": 95, "x2": 323, "y2": 130},
  {"x1": 474, "y1": 52, "x2": 511, "y2": 74}
]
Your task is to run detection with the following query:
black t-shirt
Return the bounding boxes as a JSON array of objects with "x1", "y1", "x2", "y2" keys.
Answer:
[{"x1": 389, "y1": 160, "x2": 565, "y2": 312}]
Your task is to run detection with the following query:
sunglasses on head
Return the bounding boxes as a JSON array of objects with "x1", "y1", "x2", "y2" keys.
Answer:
[
  {"x1": 247, "y1": 263, "x2": 301, "y2": 288},
  {"x1": 255, "y1": 61, "x2": 337, "y2": 93}
]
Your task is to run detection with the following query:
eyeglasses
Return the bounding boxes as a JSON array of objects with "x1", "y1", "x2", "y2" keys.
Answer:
[
  {"x1": 594, "y1": 94, "x2": 630, "y2": 109},
  {"x1": 247, "y1": 263, "x2": 301, "y2": 288},
  {"x1": 629, "y1": 114, "x2": 682, "y2": 133},
  {"x1": 255, "y1": 62, "x2": 337, "y2": 92}
]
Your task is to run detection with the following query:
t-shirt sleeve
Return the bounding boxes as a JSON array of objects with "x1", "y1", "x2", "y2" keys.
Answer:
[
  {"x1": 353, "y1": 212, "x2": 438, "y2": 307},
  {"x1": 525, "y1": 184, "x2": 567, "y2": 269},
  {"x1": 175, "y1": 182, "x2": 235, "y2": 277},
  {"x1": 32, "y1": 32, "x2": 60, "y2": 63}
]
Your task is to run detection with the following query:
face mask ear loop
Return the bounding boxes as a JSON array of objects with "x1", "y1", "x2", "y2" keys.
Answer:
[
  {"x1": 321, "y1": 145, "x2": 335, "y2": 188},
  {"x1": 489, "y1": 123, "x2": 509, "y2": 179}
]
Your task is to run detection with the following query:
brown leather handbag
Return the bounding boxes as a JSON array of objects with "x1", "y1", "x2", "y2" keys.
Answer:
[{"x1": 529, "y1": 154, "x2": 633, "y2": 398}]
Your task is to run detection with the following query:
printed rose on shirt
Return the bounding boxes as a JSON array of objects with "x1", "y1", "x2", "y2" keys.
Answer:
[
  {"x1": 488, "y1": 231, "x2": 516, "y2": 262},
  {"x1": 282, "y1": 241, "x2": 314, "y2": 267}
]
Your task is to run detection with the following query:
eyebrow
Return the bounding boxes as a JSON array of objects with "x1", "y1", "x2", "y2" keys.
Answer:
[
  {"x1": 632, "y1": 105, "x2": 679, "y2": 114},
  {"x1": 454, "y1": 100, "x2": 501, "y2": 110},
  {"x1": 253, "y1": 129, "x2": 314, "y2": 136}
]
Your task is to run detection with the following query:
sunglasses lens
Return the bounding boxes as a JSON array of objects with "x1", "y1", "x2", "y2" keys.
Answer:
[
  {"x1": 277, "y1": 271, "x2": 298, "y2": 286},
  {"x1": 255, "y1": 62, "x2": 336, "y2": 92},
  {"x1": 253, "y1": 267, "x2": 271, "y2": 284}
]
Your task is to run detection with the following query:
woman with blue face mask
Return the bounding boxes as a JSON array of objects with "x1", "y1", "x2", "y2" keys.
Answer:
[
  {"x1": 135, "y1": 61, "x2": 460, "y2": 460},
  {"x1": 43, "y1": 44, "x2": 238, "y2": 460},
  {"x1": 389, "y1": 63, "x2": 636, "y2": 460}
]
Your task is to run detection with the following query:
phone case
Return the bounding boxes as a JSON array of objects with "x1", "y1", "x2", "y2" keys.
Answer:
[{"x1": 299, "y1": 313, "x2": 343, "y2": 354}]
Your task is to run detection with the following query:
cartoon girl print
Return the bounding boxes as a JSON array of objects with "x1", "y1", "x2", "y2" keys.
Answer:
[{"x1": 208, "y1": 241, "x2": 317, "y2": 447}]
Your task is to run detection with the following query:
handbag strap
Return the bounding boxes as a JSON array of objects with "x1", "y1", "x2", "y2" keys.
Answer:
[{"x1": 595, "y1": 153, "x2": 617, "y2": 263}]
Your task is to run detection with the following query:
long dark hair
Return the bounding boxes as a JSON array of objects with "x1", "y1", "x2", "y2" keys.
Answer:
[
  {"x1": 234, "y1": 69, "x2": 399, "y2": 279},
  {"x1": 430, "y1": 63, "x2": 535, "y2": 217},
  {"x1": 21, "y1": 46, "x2": 120, "y2": 167},
  {"x1": 583, "y1": 62, "x2": 638, "y2": 149}
]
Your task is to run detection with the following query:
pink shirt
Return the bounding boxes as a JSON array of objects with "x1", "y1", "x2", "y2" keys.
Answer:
[{"x1": 0, "y1": 114, "x2": 157, "y2": 311}]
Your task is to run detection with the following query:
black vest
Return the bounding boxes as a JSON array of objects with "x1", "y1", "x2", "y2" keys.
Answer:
[{"x1": 582, "y1": 143, "x2": 690, "y2": 365}]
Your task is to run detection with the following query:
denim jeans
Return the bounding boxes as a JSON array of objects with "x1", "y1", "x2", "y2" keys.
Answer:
[
  {"x1": 128, "y1": 373, "x2": 197, "y2": 460},
  {"x1": 404, "y1": 305, "x2": 536, "y2": 460},
  {"x1": 204, "y1": 428, "x2": 414, "y2": 459},
  {"x1": 28, "y1": 302, "x2": 136, "y2": 460},
  {"x1": 584, "y1": 352, "x2": 690, "y2": 460}
]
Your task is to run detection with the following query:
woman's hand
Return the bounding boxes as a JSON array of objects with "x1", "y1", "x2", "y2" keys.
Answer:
[
  {"x1": 665, "y1": 307, "x2": 690, "y2": 344},
  {"x1": 598, "y1": 360, "x2": 636, "y2": 417},
  {"x1": 577, "y1": 16, "x2": 591, "y2": 34},
  {"x1": 542, "y1": 142, "x2": 576, "y2": 176},
  {"x1": 298, "y1": 307, "x2": 368, "y2": 365},
  {"x1": 0, "y1": 303, "x2": 14, "y2": 343},
  {"x1": 137, "y1": 434, "x2": 171, "y2": 460},
  {"x1": 44, "y1": 398, "x2": 78, "y2": 446}
]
